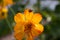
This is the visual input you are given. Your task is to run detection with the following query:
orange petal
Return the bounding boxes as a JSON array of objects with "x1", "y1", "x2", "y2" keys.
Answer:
[
  {"x1": 14, "y1": 31, "x2": 24, "y2": 40},
  {"x1": 14, "y1": 13, "x2": 25, "y2": 23},
  {"x1": 24, "y1": 9, "x2": 33, "y2": 21},
  {"x1": 14, "y1": 23, "x2": 25, "y2": 40},
  {"x1": 14, "y1": 22, "x2": 24, "y2": 32},
  {"x1": 3, "y1": 0, "x2": 13, "y2": 6},
  {"x1": 2, "y1": 8, "x2": 8, "y2": 13},
  {"x1": 34, "y1": 24, "x2": 44, "y2": 32},
  {"x1": 7, "y1": 0, "x2": 13, "y2": 4},
  {"x1": 26, "y1": 33, "x2": 33, "y2": 40},
  {"x1": 32, "y1": 13, "x2": 42, "y2": 23},
  {"x1": 31, "y1": 24, "x2": 44, "y2": 37}
]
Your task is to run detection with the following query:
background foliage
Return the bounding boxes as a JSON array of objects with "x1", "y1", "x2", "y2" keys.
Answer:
[{"x1": 0, "y1": 0, "x2": 60, "y2": 40}]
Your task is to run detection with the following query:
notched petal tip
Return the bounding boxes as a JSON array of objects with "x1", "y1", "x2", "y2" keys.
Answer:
[
  {"x1": 36, "y1": 13, "x2": 42, "y2": 21},
  {"x1": 35, "y1": 24, "x2": 44, "y2": 33},
  {"x1": 32, "y1": 13, "x2": 42, "y2": 23},
  {"x1": 14, "y1": 13, "x2": 25, "y2": 23}
]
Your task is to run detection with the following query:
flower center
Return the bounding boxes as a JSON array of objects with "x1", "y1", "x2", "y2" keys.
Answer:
[
  {"x1": 24, "y1": 22, "x2": 33, "y2": 33},
  {"x1": 2, "y1": 12, "x2": 4, "y2": 16}
]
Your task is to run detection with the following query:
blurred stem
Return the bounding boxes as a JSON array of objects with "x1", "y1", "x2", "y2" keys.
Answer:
[
  {"x1": 5, "y1": 18, "x2": 13, "y2": 33},
  {"x1": 9, "y1": 7, "x2": 15, "y2": 15}
]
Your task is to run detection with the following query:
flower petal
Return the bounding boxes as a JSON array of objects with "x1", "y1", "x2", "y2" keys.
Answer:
[
  {"x1": 26, "y1": 33, "x2": 33, "y2": 40},
  {"x1": 34, "y1": 24, "x2": 44, "y2": 33},
  {"x1": 3, "y1": 0, "x2": 13, "y2": 6},
  {"x1": 14, "y1": 13, "x2": 25, "y2": 23},
  {"x1": 24, "y1": 9, "x2": 33, "y2": 21},
  {"x1": 31, "y1": 24, "x2": 44, "y2": 37},
  {"x1": 14, "y1": 22, "x2": 25, "y2": 40},
  {"x1": 32, "y1": 13, "x2": 42, "y2": 23},
  {"x1": 2, "y1": 8, "x2": 8, "y2": 13},
  {"x1": 14, "y1": 22, "x2": 24, "y2": 32},
  {"x1": 14, "y1": 31, "x2": 24, "y2": 40}
]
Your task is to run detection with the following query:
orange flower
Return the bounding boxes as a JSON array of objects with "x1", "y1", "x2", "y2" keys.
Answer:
[{"x1": 14, "y1": 9, "x2": 44, "y2": 40}]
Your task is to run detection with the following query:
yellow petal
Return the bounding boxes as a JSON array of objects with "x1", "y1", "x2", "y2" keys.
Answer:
[
  {"x1": 34, "y1": 24, "x2": 44, "y2": 33},
  {"x1": 14, "y1": 22, "x2": 25, "y2": 40},
  {"x1": 14, "y1": 31, "x2": 24, "y2": 40},
  {"x1": 31, "y1": 28, "x2": 40, "y2": 37},
  {"x1": 14, "y1": 22, "x2": 24, "y2": 32},
  {"x1": 31, "y1": 24, "x2": 44, "y2": 37},
  {"x1": 3, "y1": 0, "x2": 13, "y2": 6},
  {"x1": 26, "y1": 33, "x2": 33, "y2": 40},
  {"x1": 6, "y1": 0, "x2": 13, "y2": 4},
  {"x1": 32, "y1": 13, "x2": 42, "y2": 23},
  {"x1": 24, "y1": 9, "x2": 33, "y2": 21},
  {"x1": 24, "y1": 9, "x2": 29, "y2": 15},
  {"x1": 2, "y1": 8, "x2": 8, "y2": 13},
  {"x1": 14, "y1": 13, "x2": 25, "y2": 23}
]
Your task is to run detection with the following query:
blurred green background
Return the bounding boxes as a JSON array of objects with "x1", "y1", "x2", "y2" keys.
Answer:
[{"x1": 0, "y1": 0, "x2": 60, "y2": 40}]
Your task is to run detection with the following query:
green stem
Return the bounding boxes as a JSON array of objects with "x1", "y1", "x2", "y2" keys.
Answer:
[
  {"x1": 9, "y1": 7, "x2": 15, "y2": 15},
  {"x1": 5, "y1": 18, "x2": 13, "y2": 33}
]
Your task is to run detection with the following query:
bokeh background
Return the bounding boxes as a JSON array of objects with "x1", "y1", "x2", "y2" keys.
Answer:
[{"x1": 0, "y1": 0, "x2": 60, "y2": 40}]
